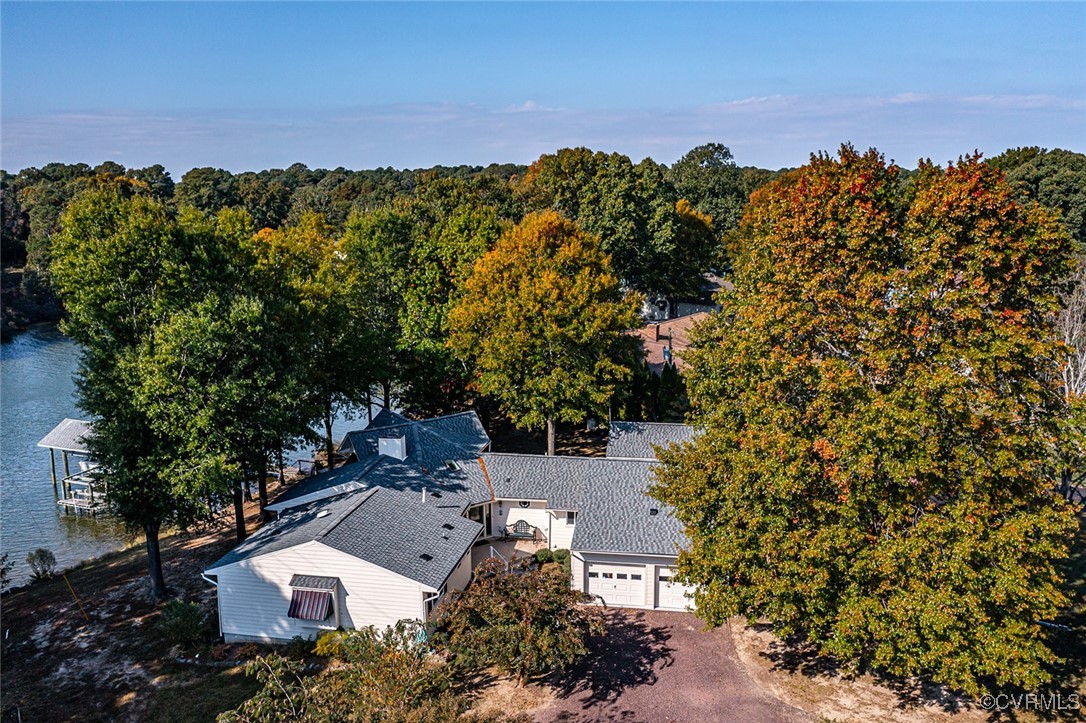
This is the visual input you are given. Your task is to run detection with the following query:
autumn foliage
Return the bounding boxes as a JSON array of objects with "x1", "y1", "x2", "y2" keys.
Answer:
[
  {"x1": 652, "y1": 146, "x2": 1077, "y2": 695},
  {"x1": 448, "y1": 210, "x2": 641, "y2": 454}
]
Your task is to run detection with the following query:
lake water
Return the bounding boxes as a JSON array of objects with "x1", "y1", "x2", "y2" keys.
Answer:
[
  {"x1": 0, "y1": 325, "x2": 377, "y2": 587},
  {"x1": 0, "y1": 326, "x2": 131, "y2": 587}
]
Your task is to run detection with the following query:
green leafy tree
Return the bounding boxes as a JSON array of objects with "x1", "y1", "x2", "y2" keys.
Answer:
[
  {"x1": 667, "y1": 143, "x2": 746, "y2": 236},
  {"x1": 254, "y1": 213, "x2": 372, "y2": 468},
  {"x1": 51, "y1": 189, "x2": 213, "y2": 597},
  {"x1": 990, "y1": 147, "x2": 1086, "y2": 247},
  {"x1": 342, "y1": 206, "x2": 415, "y2": 410},
  {"x1": 448, "y1": 211, "x2": 641, "y2": 455},
  {"x1": 652, "y1": 146, "x2": 1077, "y2": 696},
  {"x1": 435, "y1": 558, "x2": 605, "y2": 685},
  {"x1": 176, "y1": 167, "x2": 240, "y2": 214},
  {"x1": 399, "y1": 202, "x2": 504, "y2": 415},
  {"x1": 518, "y1": 147, "x2": 712, "y2": 297}
]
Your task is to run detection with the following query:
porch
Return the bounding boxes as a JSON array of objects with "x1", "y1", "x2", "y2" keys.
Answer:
[{"x1": 470, "y1": 537, "x2": 546, "y2": 569}]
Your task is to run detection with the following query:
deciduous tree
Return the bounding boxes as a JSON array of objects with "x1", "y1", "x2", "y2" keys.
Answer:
[
  {"x1": 652, "y1": 147, "x2": 1077, "y2": 695},
  {"x1": 51, "y1": 189, "x2": 212, "y2": 597},
  {"x1": 448, "y1": 211, "x2": 641, "y2": 455}
]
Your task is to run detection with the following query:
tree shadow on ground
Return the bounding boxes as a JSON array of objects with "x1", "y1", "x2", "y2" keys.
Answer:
[
  {"x1": 548, "y1": 609, "x2": 675, "y2": 713},
  {"x1": 754, "y1": 622, "x2": 974, "y2": 715}
]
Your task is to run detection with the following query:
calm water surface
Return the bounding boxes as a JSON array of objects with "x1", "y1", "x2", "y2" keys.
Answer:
[
  {"x1": 0, "y1": 325, "x2": 377, "y2": 587},
  {"x1": 0, "y1": 326, "x2": 130, "y2": 586}
]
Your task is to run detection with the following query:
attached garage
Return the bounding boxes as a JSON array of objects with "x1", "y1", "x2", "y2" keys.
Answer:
[
  {"x1": 655, "y1": 566, "x2": 694, "y2": 611},
  {"x1": 585, "y1": 562, "x2": 646, "y2": 607}
]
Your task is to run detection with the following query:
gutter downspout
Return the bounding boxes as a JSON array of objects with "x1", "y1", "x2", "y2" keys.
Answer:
[{"x1": 201, "y1": 573, "x2": 222, "y2": 638}]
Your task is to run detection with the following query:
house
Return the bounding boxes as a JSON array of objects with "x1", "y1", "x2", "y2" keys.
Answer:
[
  {"x1": 631, "y1": 312, "x2": 710, "y2": 375},
  {"x1": 204, "y1": 411, "x2": 698, "y2": 643}
]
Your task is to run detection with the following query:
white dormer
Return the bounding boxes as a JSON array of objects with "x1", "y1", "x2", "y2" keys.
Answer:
[{"x1": 378, "y1": 434, "x2": 408, "y2": 461}]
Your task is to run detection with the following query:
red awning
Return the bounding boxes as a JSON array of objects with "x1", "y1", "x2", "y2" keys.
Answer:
[{"x1": 287, "y1": 589, "x2": 332, "y2": 621}]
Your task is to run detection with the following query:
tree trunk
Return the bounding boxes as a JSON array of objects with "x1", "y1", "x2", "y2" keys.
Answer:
[
  {"x1": 382, "y1": 379, "x2": 391, "y2": 410},
  {"x1": 366, "y1": 389, "x2": 373, "y2": 424},
  {"x1": 258, "y1": 457, "x2": 269, "y2": 520},
  {"x1": 144, "y1": 521, "x2": 167, "y2": 599},
  {"x1": 277, "y1": 446, "x2": 285, "y2": 487},
  {"x1": 233, "y1": 478, "x2": 247, "y2": 542},
  {"x1": 324, "y1": 401, "x2": 335, "y2": 471},
  {"x1": 547, "y1": 418, "x2": 556, "y2": 456}
]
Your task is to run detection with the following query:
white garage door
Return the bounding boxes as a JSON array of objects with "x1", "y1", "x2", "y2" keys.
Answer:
[
  {"x1": 656, "y1": 567, "x2": 694, "y2": 611},
  {"x1": 586, "y1": 563, "x2": 645, "y2": 607}
]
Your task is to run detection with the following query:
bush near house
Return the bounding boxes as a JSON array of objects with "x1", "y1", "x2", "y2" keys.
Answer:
[
  {"x1": 219, "y1": 622, "x2": 524, "y2": 722},
  {"x1": 434, "y1": 557, "x2": 604, "y2": 685}
]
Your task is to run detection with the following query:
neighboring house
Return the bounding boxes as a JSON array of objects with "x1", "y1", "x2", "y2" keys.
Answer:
[
  {"x1": 204, "y1": 411, "x2": 698, "y2": 643},
  {"x1": 632, "y1": 312, "x2": 710, "y2": 375}
]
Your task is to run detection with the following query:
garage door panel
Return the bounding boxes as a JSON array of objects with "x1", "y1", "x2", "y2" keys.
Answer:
[
  {"x1": 586, "y1": 563, "x2": 645, "y2": 607},
  {"x1": 656, "y1": 567, "x2": 694, "y2": 611}
]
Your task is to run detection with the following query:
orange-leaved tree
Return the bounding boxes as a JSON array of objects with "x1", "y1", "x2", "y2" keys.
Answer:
[
  {"x1": 652, "y1": 146, "x2": 1077, "y2": 696},
  {"x1": 448, "y1": 210, "x2": 641, "y2": 455}
]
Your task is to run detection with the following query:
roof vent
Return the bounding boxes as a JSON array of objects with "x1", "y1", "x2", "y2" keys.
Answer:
[
  {"x1": 649, "y1": 508, "x2": 659, "y2": 516},
  {"x1": 316, "y1": 510, "x2": 331, "y2": 519},
  {"x1": 419, "y1": 553, "x2": 433, "y2": 561},
  {"x1": 445, "y1": 460, "x2": 458, "y2": 470},
  {"x1": 378, "y1": 434, "x2": 408, "y2": 461},
  {"x1": 442, "y1": 523, "x2": 454, "y2": 530}
]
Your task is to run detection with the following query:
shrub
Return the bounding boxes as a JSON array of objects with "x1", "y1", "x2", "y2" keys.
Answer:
[
  {"x1": 435, "y1": 557, "x2": 604, "y2": 684},
  {"x1": 157, "y1": 599, "x2": 205, "y2": 646},
  {"x1": 552, "y1": 548, "x2": 571, "y2": 576},
  {"x1": 26, "y1": 548, "x2": 57, "y2": 581},
  {"x1": 534, "y1": 548, "x2": 554, "y2": 564},
  {"x1": 283, "y1": 634, "x2": 313, "y2": 660},
  {"x1": 0, "y1": 553, "x2": 14, "y2": 591}
]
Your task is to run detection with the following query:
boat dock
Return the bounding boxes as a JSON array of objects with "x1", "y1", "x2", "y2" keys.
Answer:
[{"x1": 37, "y1": 418, "x2": 106, "y2": 515}]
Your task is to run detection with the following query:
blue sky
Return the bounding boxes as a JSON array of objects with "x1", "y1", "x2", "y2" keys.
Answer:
[{"x1": 2, "y1": 2, "x2": 1083, "y2": 174}]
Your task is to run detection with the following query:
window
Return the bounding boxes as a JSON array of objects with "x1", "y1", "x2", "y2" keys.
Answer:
[
  {"x1": 617, "y1": 573, "x2": 628, "y2": 579},
  {"x1": 287, "y1": 575, "x2": 338, "y2": 622},
  {"x1": 602, "y1": 572, "x2": 613, "y2": 579},
  {"x1": 659, "y1": 574, "x2": 671, "y2": 583},
  {"x1": 566, "y1": 511, "x2": 576, "y2": 525},
  {"x1": 288, "y1": 589, "x2": 332, "y2": 621},
  {"x1": 588, "y1": 572, "x2": 599, "y2": 579},
  {"x1": 631, "y1": 574, "x2": 642, "y2": 580}
]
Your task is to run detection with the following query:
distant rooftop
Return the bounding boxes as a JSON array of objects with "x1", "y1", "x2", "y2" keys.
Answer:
[{"x1": 606, "y1": 421, "x2": 696, "y2": 460}]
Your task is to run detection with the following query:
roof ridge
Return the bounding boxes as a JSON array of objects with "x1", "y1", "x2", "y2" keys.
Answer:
[{"x1": 482, "y1": 452, "x2": 652, "y2": 462}]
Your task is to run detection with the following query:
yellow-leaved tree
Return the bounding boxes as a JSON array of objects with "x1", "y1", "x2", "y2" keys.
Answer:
[{"x1": 448, "y1": 211, "x2": 641, "y2": 455}]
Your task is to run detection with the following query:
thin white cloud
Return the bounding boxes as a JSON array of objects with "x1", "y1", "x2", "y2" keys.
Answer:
[{"x1": 2, "y1": 93, "x2": 1083, "y2": 174}]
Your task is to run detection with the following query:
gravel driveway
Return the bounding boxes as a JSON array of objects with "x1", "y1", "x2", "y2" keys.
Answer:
[{"x1": 533, "y1": 609, "x2": 811, "y2": 723}]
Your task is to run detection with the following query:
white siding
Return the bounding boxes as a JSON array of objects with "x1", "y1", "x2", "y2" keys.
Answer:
[
  {"x1": 493, "y1": 500, "x2": 550, "y2": 541},
  {"x1": 446, "y1": 548, "x2": 473, "y2": 592},
  {"x1": 571, "y1": 553, "x2": 586, "y2": 592},
  {"x1": 213, "y1": 541, "x2": 440, "y2": 643},
  {"x1": 548, "y1": 510, "x2": 576, "y2": 550}
]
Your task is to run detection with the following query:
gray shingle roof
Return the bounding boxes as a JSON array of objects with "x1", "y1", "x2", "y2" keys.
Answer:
[
  {"x1": 483, "y1": 454, "x2": 685, "y2": 556},
  {"x1": 206, "y1": 485, "x2": 481, "y2": 590},
  {"x1": 290, "y1": 574, "x2": 339, "y2": 590},
  {"x1": 322, "y1": 486, "x2": 481, "y2": 590},
  {"x1": 37, "y1": 418, "x2": 94, "y2": 453},
  {"x1": 606, "y1": 421, "x2": 696, "y2": 460},
  {"x1": 368, "y1": 408, "x2": 411, "y2": 429}
]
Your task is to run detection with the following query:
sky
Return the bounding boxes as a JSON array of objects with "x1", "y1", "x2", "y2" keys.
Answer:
[{"x1": 2, "y1": 2, "x2": 1084, "y2": 175}]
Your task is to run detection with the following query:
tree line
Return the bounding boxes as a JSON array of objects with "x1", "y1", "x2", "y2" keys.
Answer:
[
  {"x1": 36, "y1": 144, "x2": 771, "y2": 598},
  {"x1": 5, "y1": 143, "x2": 1085, "y2": 701}
]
